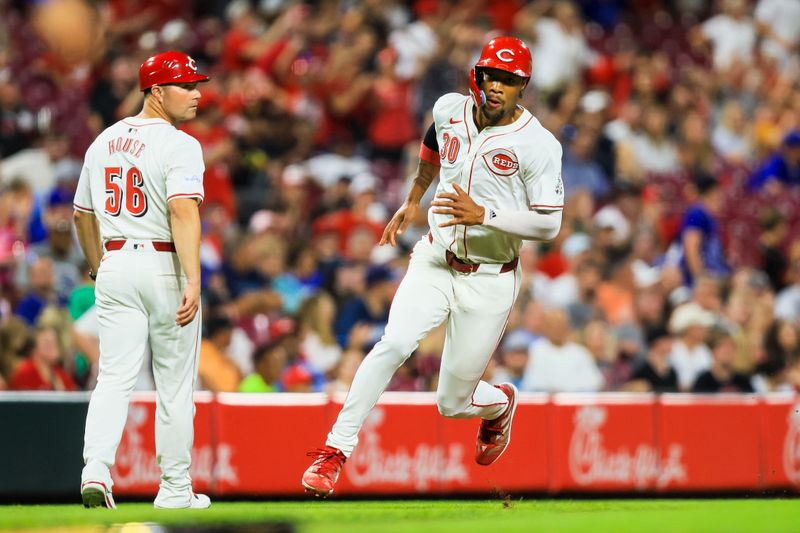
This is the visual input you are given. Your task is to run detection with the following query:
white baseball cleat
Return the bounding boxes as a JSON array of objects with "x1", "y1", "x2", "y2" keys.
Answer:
[
  {"x1": 154, "y1": 493, "x2": 211, "y2": 509},
  {"x1": 81, "y1": 480, "x2": 117, "y2": 509}
]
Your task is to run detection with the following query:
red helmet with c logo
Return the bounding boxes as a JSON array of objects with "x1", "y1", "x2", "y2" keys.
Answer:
[
  {"x1": 138, "y1": 51, "x2": 210, "y2": 91},
  {"x1": 469, "y1": 37, "x2": 532, "y2": 107},
  {"x1": 475, "y1": 36, "x2": 532, "y2": 78}
]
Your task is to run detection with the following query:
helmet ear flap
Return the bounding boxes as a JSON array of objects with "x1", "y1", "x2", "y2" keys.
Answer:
[{"x1": 469, "y1": 68, "x2": 485, "y2": 107}]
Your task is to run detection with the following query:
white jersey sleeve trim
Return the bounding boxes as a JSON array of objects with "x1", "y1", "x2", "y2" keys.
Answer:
[
  {"x1": 165, "y1": 133, "x2": 205, "y2": 205},
  {"x1": 167, "y1": 192, "x2": 204, "y2": 205},
  {"x1": 73, "y1": 203, "x2": 94, "y2": 213},
  {"x1": 530, "y1": 203, "x2": 564, "y2": 210}
]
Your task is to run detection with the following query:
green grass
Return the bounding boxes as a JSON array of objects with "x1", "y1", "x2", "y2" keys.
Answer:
[{"x1": 1, "y1": 499, "x2": 799, "y2": 532}]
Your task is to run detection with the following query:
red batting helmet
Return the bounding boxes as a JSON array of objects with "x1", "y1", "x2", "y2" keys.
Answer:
[
  {"x1": 470, "y1": 37, "x2": 532, "y2": 107},
  {"x1": 138, "y1": 51, "x2": 209, "y2": 91}
]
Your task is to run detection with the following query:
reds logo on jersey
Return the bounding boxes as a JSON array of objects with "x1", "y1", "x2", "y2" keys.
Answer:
[{"x1": 482, "y1": 148, "x2": 519, "y2": 177}]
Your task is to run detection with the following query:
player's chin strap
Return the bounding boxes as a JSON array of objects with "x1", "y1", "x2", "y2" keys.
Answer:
[{"x1": 469, "y1": 68, "x2": 485, "y2": 107}]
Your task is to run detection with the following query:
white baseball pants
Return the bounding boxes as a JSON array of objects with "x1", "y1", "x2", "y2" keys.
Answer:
[
  {"x1": 327, "y1": 235, "x2": 520, "y2": 457},
  {"x1": 81, "y1": 241, "x2": 201, "y2": 507}
]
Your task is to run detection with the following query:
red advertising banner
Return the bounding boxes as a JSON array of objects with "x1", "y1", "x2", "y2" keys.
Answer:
[
  {"x1": 111, "y1": 392, "x2": 214, "y2": 496},
  {"x1": 214, "y1": 393, "x2": 330, "y2": 495},
  {"x1": 108, "y1": 392, "x2": 800, "y2": 497},
  {"x1": 549, "y1": 394, "x2": 683, "y2": 492},
  {"x1": 324, "y1": 393, "x2": 551, "y2": 495},
  {"x1": 760, "y1": 395, "x2": 800, "y2": 490},
  {"x1": 657, "y1": 394, "x2": 761, "y2": 491},
  {"x1": 332, "y1": 393, "x2": 445, "y2": 495},
  {"x1": 438, "y1": 396, "x2": 550, "y2": 494}
]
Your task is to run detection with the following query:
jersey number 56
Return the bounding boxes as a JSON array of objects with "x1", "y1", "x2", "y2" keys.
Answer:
[{"x1": 104, "y1": 166, "x2": 148, "y2": 217}]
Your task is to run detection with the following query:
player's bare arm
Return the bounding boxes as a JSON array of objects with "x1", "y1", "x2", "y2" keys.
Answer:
[
  {"x1": 73, "y1": 210, "x2": 103, "y2": 274},
  {"x1": 380, "y1": 159, "x2": 439, "y2": 247},
  {"x1": 169, "y1": 197, "x2": 202, "y2": 326},
  {"x1": 431, "y1": 183, "x2": 485, "y2": 227}
]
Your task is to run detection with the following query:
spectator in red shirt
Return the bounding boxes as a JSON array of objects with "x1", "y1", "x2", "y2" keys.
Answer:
[
  {"x1": 181, "y1": 107, "x2": 237, "y2": 219},
  {"x1": 311, "y1": 174, "x2": 385, "y2": 258},
  {"x1": 103, "y1": 0, "x2": 185, "y2": 44},
  {"x1": 220, "y1": 1, "x2": 264, "y2": 72},
  {"x1": 10, "y1": 325, "x2": 76, "y2": 391},
  {"x1": 368, "y1": 47, "x2": 417, "y2": 161},
  {"x1": 0, "y1": 317, "x2": 30, "y2": 391}
]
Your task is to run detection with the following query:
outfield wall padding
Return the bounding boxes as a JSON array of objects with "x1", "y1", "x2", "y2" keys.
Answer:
[{"x1": 1, "y1": 392, "x2": 798, "y2": 497}]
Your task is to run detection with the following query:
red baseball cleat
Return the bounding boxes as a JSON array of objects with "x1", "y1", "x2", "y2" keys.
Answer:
[
  {"x1": 302, "y1": 446, "x2": 346, "y2": 497},
  {"x1": 475, "y1": 383, "x2": 518, "y2": 466}
]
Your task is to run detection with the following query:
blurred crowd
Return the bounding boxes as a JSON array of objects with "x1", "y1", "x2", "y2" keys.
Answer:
[{"x1": 0, "y1": 0, "x2": 799, "y2": 396}]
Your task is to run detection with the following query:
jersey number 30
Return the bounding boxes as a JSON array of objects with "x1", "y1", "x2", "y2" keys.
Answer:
[
  {"x1": 104, "y1": 166, "x2": 148, "y2": 217},
  {"x1": 440, "y1": 133, "x2": 460, "y2": 164}
]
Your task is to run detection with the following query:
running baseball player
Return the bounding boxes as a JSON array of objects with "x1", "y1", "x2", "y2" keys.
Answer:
[
  {"x1": 74, "y1": 51, "x2": 210, "y2": 509},
  {"x1": 302, "y1": 36, "x2": 564, "y2": 497}
]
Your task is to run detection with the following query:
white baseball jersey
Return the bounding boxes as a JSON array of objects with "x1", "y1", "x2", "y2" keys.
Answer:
[
  {"x1": 429, "y1": 93, "x2": 563, "y2": 264},
  {"x1": 73, "y1": 117, "x2": 205, "y2": 241}
]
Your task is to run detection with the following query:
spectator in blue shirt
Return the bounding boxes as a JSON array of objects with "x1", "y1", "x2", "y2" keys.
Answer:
[
  {"x1": 334, "y1": 265, "x2": 394, "y2": 350},
  {"x1": 679, "y1": 174, "x2": 731, "y2": 287},
  {"x1": 562, "y1": 127, "x2": 610, "y2": 200},
  {"x1": 14, "y1": 256, "x2": 62, "y2": 325},
  {"x1": 748, "y1": 129, "x2": 800, "y2": 192}
]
